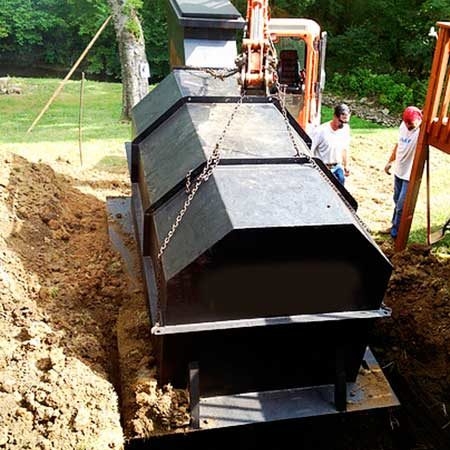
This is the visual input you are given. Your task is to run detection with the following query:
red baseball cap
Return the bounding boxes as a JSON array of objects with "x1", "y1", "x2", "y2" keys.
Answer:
[{"x1": 403, "y1": 106, "x2": 422, "y2": 123}]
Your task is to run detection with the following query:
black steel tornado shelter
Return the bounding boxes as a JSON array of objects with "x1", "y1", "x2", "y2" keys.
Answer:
[{"x1": 111, "y1": 0, "x2": 399, "y2": 442}]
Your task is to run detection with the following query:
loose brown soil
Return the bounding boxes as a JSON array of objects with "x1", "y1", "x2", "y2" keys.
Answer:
[
  {"x1": 0, "y1": 123, "x2": 449, "y2": 448},
  {"x1": 380, "y1": 242, "x2": 450, "y2": 406},
  {"x1": 0, "y1": 150, "x2": 190, "y2": 448},
  {"x1": 0, "y1": 152, "x2": 127, "y2": 449},
  {"x1": 115, "y1": 253, "x2": 190, "y2": 439}
]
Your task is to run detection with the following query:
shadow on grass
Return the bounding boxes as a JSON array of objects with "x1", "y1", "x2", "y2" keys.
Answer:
[
  {"x1": 0, "y1": 121, "x2": 130, "y2": 144},
  {"x1": 409, "y1": 225, "x2": 450, "y2": 254},
  {"x1": 94, "y1": 155, "x2": 128, "y2": 174}
]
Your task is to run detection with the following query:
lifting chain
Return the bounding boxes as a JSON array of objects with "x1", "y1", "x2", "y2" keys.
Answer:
[
  {"x1": 157, "y1": 68, "x2": 371, "y2": 261},
  {"x1": 155, "y1": 66, "x2": 243, "y2": 315},
  {"x1": 158, "y1": 91, "x2": 246, "y2": 259},
  {"x1": 273, "y1": 82, "x2": 307, "y2": 158},
  {"x1": 204, "y1": 67, "x2": 239, "y2": 80},
  {"x1": 273, "y1": 80, "x2": 372, "y2": 236},
  {"x1": 182, "y1": 66, "x2": 239, "y2": 80}
]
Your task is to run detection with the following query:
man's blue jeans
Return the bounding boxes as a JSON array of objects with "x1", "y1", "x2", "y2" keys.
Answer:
[
  {"x1": 391, "y1": 175, "x2": 409, "y2": 238},
  {"x1": 331, "y1": 164, "x2": 345, "y2": 185}
]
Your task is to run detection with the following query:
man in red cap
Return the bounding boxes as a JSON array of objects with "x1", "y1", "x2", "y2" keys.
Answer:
[{"x1": 384, "y1": 106, "x2": 423, "y2": 238}]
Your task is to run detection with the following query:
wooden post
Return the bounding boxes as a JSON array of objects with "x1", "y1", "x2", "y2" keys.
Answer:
[
  {"x1": 426, "y1": 147, "x2": 431, "y2": 245},
  {"x1": 78, "y1": 72, "x2": 86, "y2": 167},
  {"x1": 395, "y1": 22, "x2": 450, "y2": 251},
  {"x1": 26, "y1": 15, "x2": 112, "y2": 134}
]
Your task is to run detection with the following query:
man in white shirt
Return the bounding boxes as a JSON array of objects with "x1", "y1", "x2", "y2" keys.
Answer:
[
  {"x1": 384, "y1": 106, "x2": 423, "y2": 239},
  {"x1": 311, "y1": 104, "x2": 351, "y2": 185}
]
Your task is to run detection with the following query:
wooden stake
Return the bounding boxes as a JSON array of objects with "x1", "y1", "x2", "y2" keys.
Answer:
[
  {"x1": 78, "y1": 72, "x2": 86, "y2": 167},
  {"x1": 26, "y1": 15, "x2": 112, "y2": 134}
]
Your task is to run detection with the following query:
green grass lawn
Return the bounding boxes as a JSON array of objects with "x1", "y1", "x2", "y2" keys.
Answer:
[
  {"x1": 0, "y1": 77, "x2": 132, "y2": 168},
  {"x1": 0, "y1": 77, "x2": 130, "y2": 143},
  {"x1": 1, "y1": 77, "x2": 448, "y2": 252}
]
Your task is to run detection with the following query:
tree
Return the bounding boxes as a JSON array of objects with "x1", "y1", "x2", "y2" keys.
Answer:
[
  {"x1": 107, "y1": 0, "x2": 149, "y2": 119},
  {"x1": 0, "y1": 0, "x2": 71, "y2": 64},
  {"x1": 141, "y1": 0, "x2": 169, "y2": 79},
  {"x1": 65, "y1": 0, "x2": 121, "y2": 78}
]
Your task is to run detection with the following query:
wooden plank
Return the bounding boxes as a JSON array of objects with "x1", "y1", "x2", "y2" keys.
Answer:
[
  {"x1": 439, "y1": 69, "x2": 450, "y2": 119},
  {"x1": 432, "y1": 39, "x2": 450, "y2": 140},
  {"x1": 429, "y1": 136, "x2": 450, "y2": 154},
  {"x1": 437, "y1": 21, "x2": 450, "y2": 29},
  {"x1": 395, "y1": 23, "x2": 450, "y2": 250},
  {"x1": 428, "y1": 28, "x2": 449, "y2": 132}
]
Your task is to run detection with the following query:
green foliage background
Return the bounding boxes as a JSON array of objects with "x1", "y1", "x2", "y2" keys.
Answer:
[
  {"x1": 0, "y1": 0, "x2": 449, "y2": 110},
  {"x1": 0, "y1": 0, "x2": 170, "y2": 79}
]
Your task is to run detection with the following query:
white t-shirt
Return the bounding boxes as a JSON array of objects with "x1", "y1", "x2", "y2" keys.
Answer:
[
  {"x1": 394, "y1": 122, "x2": 420, "y2": 181},
  {"x1": 311, "y1": 122, "x2": 350, "y2": 165}
]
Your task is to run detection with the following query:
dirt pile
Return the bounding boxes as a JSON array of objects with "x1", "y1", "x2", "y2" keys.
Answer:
[
  {"x1": 116, "y1": 285, "x2": 190, "y2": 438},
  {"x1": 0, "y1": 150, "x2": 191, "y2": 447},
  {"x1": 378, "y1": 242, "x2": 450, "y2": 406},
  {"x1": 0, "y1": 152, "x2": 126, "y2": 449}
]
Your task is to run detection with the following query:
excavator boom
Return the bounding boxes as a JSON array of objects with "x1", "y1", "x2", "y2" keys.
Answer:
[
  {"x1": 240, "y1": 0, "x2": 276, "y2": 92},
  {"x1": 239, "y1": 1, "x2": 326, "y2": 131}
]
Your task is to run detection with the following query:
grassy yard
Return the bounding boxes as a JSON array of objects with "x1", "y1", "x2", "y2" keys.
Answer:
[
  {"x1": 1, "y1": 77, "x2": 449, "y2": 251},
  {"x1": 0, "y1": 77, "x2": 131, "y2": 169},
  {"x1": 323, "y1": 103, "x2": 449, "y2": 251}
]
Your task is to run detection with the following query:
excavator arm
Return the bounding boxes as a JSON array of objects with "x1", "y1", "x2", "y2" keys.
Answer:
[
  {"x1": 240, "y1": 0, "x2": 277, "y2": 93},
  {"x1": 239, "y1": 0, "x2": 325, "y2": 132}
]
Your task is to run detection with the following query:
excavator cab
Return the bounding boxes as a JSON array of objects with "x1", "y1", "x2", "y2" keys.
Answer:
[
  {"x1": 270, "y1": 18, "x2": 327, "y2": 133},
  {"x1": 278, "y1": 48, "x2": 305, "y2": 91}
]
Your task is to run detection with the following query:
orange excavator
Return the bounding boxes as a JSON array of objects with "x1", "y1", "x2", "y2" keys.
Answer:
[{"x1": 239, "y1": 0, "x2": 326, "y2": 132}]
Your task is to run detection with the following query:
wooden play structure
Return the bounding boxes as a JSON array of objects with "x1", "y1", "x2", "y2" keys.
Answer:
[{"x1": 396, "y1": 21, "x2": 450, "y2": 251}]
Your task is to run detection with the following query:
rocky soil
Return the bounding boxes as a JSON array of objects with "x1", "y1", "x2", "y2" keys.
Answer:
[{"x1": 322, "y1": 93, "x2": 401, "y2": 127}]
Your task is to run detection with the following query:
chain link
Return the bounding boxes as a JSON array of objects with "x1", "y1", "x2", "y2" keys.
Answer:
[
  {"x1": 273, "y1": 81, "x2": 372, "y2": 235},
  {"x1": 204, "y1": 68, "x2": 239, "y2": 80},
  {"x1": 185, "y1": 170, "x2": 192, "y2": 194},
  {"x1": 273, "y1": 82, "x2": 308, "y2": 158},
  {"x1": 158, "y1": 92, "x2": 246, "y2": 258},
  {"x1": 157, "y1": 69, "x2": 371, "y2": 260},
  {"x1": 182, "y1": 66, "x2": 239, "y2": 80}
]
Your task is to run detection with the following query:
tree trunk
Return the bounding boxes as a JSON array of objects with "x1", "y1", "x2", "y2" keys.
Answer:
[{"x1": 108, "y1": 0, "x2": 150, "y2": 120}]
